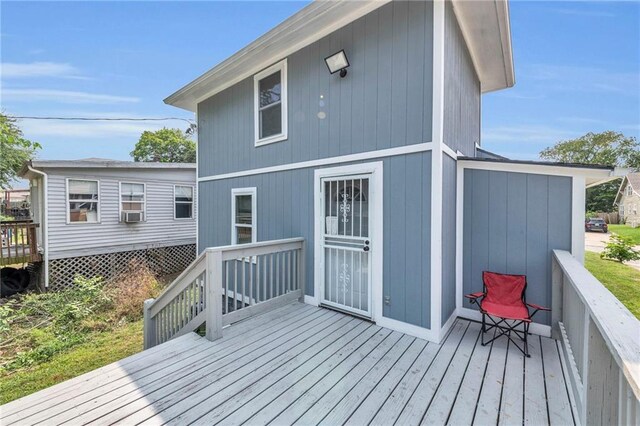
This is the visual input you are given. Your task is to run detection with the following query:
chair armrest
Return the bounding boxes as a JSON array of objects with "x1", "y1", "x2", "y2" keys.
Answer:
[
  {"x1": 527, "y1": 303, "x2": 550, "y2": 311},
  {"x1": 465, "y1": 292, "x2": 484, "y2": 300}
]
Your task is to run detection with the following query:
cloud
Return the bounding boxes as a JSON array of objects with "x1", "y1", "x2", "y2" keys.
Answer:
[
  {"x1": 2, "y1": 89, "x2": 140, "y2": 104},
  {"x1": 549, "y1": 8, "x2": 615, "y2": 18},
  {"x1": 1, "y1": 62, "x2": 87, "y2": 79},
  {"x1": 18, "y1": 118, "x2": 186, "y2": 139},
  {"x1": 523, "y1": 64, "x2": 639, "y2": 95}
]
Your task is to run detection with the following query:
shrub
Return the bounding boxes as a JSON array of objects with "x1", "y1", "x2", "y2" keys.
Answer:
[
  {"x1": 106, "y1": 260, "x2": 161, "y2": 322},
  {"x1": 601, "y1": 234, "x2": 640, "y2": 263}
]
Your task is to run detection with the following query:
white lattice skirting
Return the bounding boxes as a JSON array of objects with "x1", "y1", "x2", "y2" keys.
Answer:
[{"x1": 48, "y1": 244, "x2": 196, "y2": 291}]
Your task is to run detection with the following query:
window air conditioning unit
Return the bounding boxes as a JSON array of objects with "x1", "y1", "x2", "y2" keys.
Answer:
[{"x1": 123, "y1": 211, "x2": 144, "y2": 223}]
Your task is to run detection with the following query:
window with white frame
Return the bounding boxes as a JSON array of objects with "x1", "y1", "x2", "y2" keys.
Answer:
[
  {"x1": 231, "y1": 188, "x2": 256, "y2": 244},
  {"x1": 254, "y1": 60, "x2": 287, "y2": 146},
  {"x1": 67, "y1": 179, "x2": 99, "y2": 223},
  {"x1": 174, "y1": 185, "x2": 194, "y2": 219},
  {"x1": 628, "y1": 185, "x2": 634, "y2": 196},
  {"x1": 120, "y1": 182, "x2": 145, "y2": 219}
]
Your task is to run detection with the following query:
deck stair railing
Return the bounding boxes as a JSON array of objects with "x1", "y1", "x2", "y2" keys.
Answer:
[
  {"x1": 551, "y1": 250, "x2": 639, "y2": 425},
  {"x1": 0, "y1": 219, "x2": 41, "y2": 266},
  {"x1": 143, "y1": 237, "x2": 305, "y2": 349}
]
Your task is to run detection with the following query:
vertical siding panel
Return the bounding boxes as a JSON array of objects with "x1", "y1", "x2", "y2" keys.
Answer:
[
  {"x1": 363, "y1": 9, "x2": 379, "y2": 152},
  {"x1": 388, "y1": 156, "x2": 406, "y2": 322},
  {"x1": 423, "y1": 0, "x2": 434, "y2": 142},
  {"x1": 328, "y1": 30, "x2": 342, "y2": 158},
  {"x1": 441, "y1": 156, "x2": 457, "y2": 324},
  {"x1": 405, "y1": 154, "x2": 422, "y2": 326},
  {"x1": 526, "y1": 175, "x2": 549, "y2": 321},
  {"x1": 338, "y1": 25, "x2": 353, "y2": 157},
  {"x1": 376, "y1": 3, "x2": 393, "y2": 150},
  {"x1": 463, "y1": 170, "x2": 473, "y2": 307},
  {"x1": 317, "y1": 35, "x2": 331, "y2": 160},
  {"x1": 406, "y1": 0, "x2": 426, "y2": 145},
  {"x1": 390, "y1": 0, "x2": 409, "y2": 148},
  {"x1": 350, "y1": 17, "x2": 366, "y2": 154},
  {"x1": 506, "y1": 173, "x2": 527, "y2": 274},
  {"x1": 471, "y1": 170, "x2": 490, "y2": 294},
  {"x1": 487, "y1": 171, "x2": 508, "y2": 273},
  {"x1": 422, "y1": 152, "x2": 432, "y2": 328}
]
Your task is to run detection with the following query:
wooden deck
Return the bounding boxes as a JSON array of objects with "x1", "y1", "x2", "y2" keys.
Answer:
[{"x1": 0, "y1": 302, "x2": 576, "y2": 425}]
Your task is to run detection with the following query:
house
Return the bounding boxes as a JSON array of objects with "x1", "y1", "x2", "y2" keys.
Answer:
[
  {"x1": 3, "y1": 2, "x2": 636, "y2": 424},
  {"x1": 1, "y1": 188, "x2": 31, "y2": 219},
  {"x1": 614, "y1": 172, "x2": 640, "y2": 227},
  {"x1": 18, "y1": 158, "x2": 197, "y2": 289}
]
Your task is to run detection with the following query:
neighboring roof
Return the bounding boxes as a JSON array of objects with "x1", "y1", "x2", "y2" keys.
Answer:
[
  {"x1": 165, "y1": 0, "x2": 514, "y2": 111},
  {"x1": 20, "y1": 159, "x2": 195, "y2": 177},
  {"x1": 459, "y1": 157, "x2": 614, "y2": 171},
  {"x1": 475, "y1": 146, "x2": 508, "y2": 160},
  {"x1": 614, "y1": 173, "x2": 640, "y2": 205}
]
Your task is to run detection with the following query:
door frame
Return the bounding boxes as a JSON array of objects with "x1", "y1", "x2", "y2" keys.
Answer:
[{"x1": 313, "y1": 161, "x2": 383, "y2": 323}]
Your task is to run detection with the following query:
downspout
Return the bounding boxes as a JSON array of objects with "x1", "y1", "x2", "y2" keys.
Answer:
[{"x1": 27, "y1": 165, "x2": 49, "y2": 289}]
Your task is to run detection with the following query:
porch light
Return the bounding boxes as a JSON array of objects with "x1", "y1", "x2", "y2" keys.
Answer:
[{"x1": 324, "y1": 50, "x2": 349, "y2": 78}]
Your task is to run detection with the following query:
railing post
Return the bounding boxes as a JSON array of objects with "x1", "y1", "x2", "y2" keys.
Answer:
[
  {"x1": 551, "y1": 253, "x2": 563, "y2": 340},
  {"x1": 206, "y1": 250, "x2": 223, "y2": 341},
  {"x1": 143, "y1": 298, "x2": 156, "y2": 349},
  {"x1": 298, "y1": 241, "x2": 305, "y2": 297}
]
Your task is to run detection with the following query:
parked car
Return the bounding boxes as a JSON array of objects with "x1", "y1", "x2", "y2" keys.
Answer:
[{"x1": 585, "y1": 218, "x2": 608, "y2": 233}]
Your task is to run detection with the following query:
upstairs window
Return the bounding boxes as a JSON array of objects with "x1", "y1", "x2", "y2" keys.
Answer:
[
  {"x1": 254, "y1": 60, "x2": 287, "y2": 146},
  {"x1": 627, "y1": 185, "x2": 634, "y2": 196},
  {"x1": 67, "y1": 179, "x2": 99, "y2": 223},
  {"x1": 231, "y1": 188, "x2": 256, "y2": 244},
  {"x1": 120, "y1": 182, "x2": 146, "y2": 218},
  {"x1": 174, "y1": 185, "x2": 194, "y2": 219}
]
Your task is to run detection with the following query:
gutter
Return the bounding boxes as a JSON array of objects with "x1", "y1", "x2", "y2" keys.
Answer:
[{"x1": 27, "y1": 165, "x2": 49, "y2": 289}]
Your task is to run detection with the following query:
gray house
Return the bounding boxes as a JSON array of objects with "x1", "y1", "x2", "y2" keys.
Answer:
[
  {"x1": 614, "y1": 172, "x2": 640, "y2": 227},
  {"x1": 20, "y1": 159, "x2": 197, "y2": 289},
  {"x1": 163, "y1": 0, "x2": 614, "y2": 342}
]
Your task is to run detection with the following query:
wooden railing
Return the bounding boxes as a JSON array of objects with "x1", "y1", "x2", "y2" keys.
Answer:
[
  {"x1": 143, "y1": 238, "x2": 305, "y2": 349},
  {"x1": 551, "y1": 250, "x2": 639, "y2": 425},
  {"x1": 0, "y1": 220, "x2": 41, "y2": 266}
]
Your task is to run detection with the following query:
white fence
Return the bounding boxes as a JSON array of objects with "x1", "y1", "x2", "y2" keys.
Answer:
[
  {"x1": 552, "y1": 250, "x2": 639, "y2": 425},
  {"x1": 144, "y1": 238, "x2": 305, "y2": 348}
]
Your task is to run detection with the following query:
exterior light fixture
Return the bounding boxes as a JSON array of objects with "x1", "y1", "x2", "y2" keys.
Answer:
[{"x1": 324, "y1": 50, "x2": 350, "y2": 78}]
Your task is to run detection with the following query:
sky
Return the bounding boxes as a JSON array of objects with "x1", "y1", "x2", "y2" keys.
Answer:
[{"x1": 1, "y1": 1, "x2": 638, "y2": 165}]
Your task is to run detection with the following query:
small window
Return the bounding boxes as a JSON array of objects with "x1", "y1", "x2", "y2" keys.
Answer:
[
  {"x1": 254, "y1": 60, "x2": 287, "y2": 146},
  {"x1": 628, "y1": 185, "x2": 634, "y2": 196},
  {"x1": 67, "y1": 179, "x2": 99, "y2": 223},
  {"x1": 174, "y1": 185, "x2": 194, "y2": 219},
  {"x1": 120, "y1": 182, "x2": 145, "y2": 217},
  {"x1": 231, "y1": 188, "x2": 257, "y2": 244}
]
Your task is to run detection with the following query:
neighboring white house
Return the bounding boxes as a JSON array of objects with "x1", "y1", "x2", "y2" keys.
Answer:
[
  {"x1": 20, "y1": 159, "x2": 197, "y2": 290},
  {"x1": 614, "y1": 172, "x2": 640, "y2": 227}
]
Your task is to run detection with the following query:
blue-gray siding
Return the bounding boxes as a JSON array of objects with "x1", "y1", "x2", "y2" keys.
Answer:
[
  {"x1": 198, "y1": 152, "x2": 432, "y2": 328},
  {"x1": 197, "y1": 1, "x2": 434, "y2": 178},
  {"x1": 441, "y1": 155, "x2": 457, "y2": 324},
  {"x1": 463, "y1": 170, "x2": 572, "y2": 325},
  {"x1": 443, "y1": 2, "x2": 480, "y2": 157}
]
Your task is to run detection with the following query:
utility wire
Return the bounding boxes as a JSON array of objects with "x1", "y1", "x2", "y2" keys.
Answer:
[{"x1": 8, "y1": 116, "x2": 195, "y2": 123}]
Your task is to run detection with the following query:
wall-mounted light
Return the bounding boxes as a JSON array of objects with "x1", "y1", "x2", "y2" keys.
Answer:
[{"x1": 324, "y1": 50, "x2": 350, "y2": 78}]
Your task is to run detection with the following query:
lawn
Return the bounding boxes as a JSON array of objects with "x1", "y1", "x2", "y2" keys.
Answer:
[
  {"x1": 584, "y1": 251, "x2": 640, "y2": 320},
  {"x1": 0, "y1": 320, "x2": 143, "y2": 404},
  {"x1": 608, "y1": 224, "x2": 640, "y2": 245}
]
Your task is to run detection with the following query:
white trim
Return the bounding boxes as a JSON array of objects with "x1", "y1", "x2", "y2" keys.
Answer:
[
  {"x1": 313, "y1": 162, "x2": 383, "y2": 325},
  {"x1": 442, "y1": 143, "x2": 458, "y2": 160},
  {"x1": 571, "y1": 176, "x2": 586, "y2": 264},
  {"x1": 118, "y1": 181, "x2": 147, "y2": 222},
  {"x1": 254, "y1": 59, "x2": 288, "y2": 146},
  {"x1": 28, "y1": 166, "x2": 49, "y2": 288},
  {"x1": 430, "y1": 0, "x2": 446, "y2": 342},
  {"x1": 200, "y1": 143, "x2": 434, "y2": 183},
  {"x1": 304, "y1": 295, "x2": 319, "y2": 306},
  {"x1": 440, "y1": 308, "x2": 458, "y2": 341},
  {"x1": 174, "y1": 184, "x2": 196, "y2": 220},
  {"x1": 231, "y1": 187, "x2": 257, "y2": 245},
  {"x1": 457, "y1": 307, "x2": 552, "y2": 338},
  {"x1": 195, "y1": 110, "x2": 199, "y2": 252},
  {"x1": 458, "y1": 160, "x2": 613, "y2": 179},
  {"x1": 455, "y1": 161, "x2": 464, "y2": 310},
  {"x1": 376, "y1": 316, "x2": 438, "y2": 342},
  {"x1": 65, "y1": 178, "x2": 100, "y2": 225}
]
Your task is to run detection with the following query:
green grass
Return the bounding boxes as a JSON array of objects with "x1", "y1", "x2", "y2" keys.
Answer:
[
  {"x1": 608, "y1": 224, "x2": 640, "y2": 245},
  {"x1": 0, "y1": 320, "x2": 143, "y2": 404},
  {"x1": 584, "y1": 251, "x2": 640, "y2": 320}
]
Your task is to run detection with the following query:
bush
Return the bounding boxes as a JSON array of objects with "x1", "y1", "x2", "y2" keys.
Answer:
[
  {"x1": 601, "y1": 234, "x2": 640, "y2": 263},
  {"x1": 106, "y1": 260, "x2": 161, "y2": 322}
]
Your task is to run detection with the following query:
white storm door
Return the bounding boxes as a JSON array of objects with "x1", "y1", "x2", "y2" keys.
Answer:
[{"x1": 320, "y1": 175, "x2": 372, "y2": 318}]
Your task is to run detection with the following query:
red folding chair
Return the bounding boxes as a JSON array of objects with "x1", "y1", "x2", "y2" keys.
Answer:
[{"x1": 465, "y1": 271, "x2": 550, "y2": 357}]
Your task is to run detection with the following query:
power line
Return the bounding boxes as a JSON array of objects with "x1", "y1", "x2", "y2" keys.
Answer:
[{"x1": 8, "y1": 116, "x2": 195, "y2": 123}]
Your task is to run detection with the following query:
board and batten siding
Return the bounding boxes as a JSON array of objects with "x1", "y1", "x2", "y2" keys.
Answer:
[
  {"x1": 45, "y1": 168, "x2": 196, "y2": 259},
  {"x1": 443, "y1": 2, "x2": 480, "y2": 157},
  {"x1": 197, "y1": 0, "x2": 434, "y2": 178},
  {"x1": 199, "y1": 152, "x2": 432, "y2": 329},
  {"x1": 463, "y1": 170, "x2": 572, "y2": 325}
]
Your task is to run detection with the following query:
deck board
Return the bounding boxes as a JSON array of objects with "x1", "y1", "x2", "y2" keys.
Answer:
[{"x1": 0, "y1": 303, "x2": 575, "y2": 425}]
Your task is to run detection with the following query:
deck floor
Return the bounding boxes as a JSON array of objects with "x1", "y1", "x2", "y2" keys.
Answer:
[{"x1": 0, "y1": 303, "x2": 576, "y2": 425}]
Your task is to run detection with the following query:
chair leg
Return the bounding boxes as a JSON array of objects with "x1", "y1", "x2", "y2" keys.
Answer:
[
  {"x1": 524, "y1": 322, "x2": 531, "y2": 358},
  {"x1": 481, "y1": 313, "x2": 486, "y2": 346}
]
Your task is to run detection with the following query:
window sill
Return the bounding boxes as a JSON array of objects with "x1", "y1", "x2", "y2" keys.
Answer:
[{"x1": 255, "y1": 133, "x2": 288, "y2": 147}]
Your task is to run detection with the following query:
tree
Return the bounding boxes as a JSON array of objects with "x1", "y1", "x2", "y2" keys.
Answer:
[
  {"x1": 130, "y1": 128, "x2": 196, "y2": 163},
  {"x1": 540, "y1": 131, "x2": 639, "y2": 213},
  {"x1": 0, "y1": 113, "x2": 41, "y2": 189}
]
